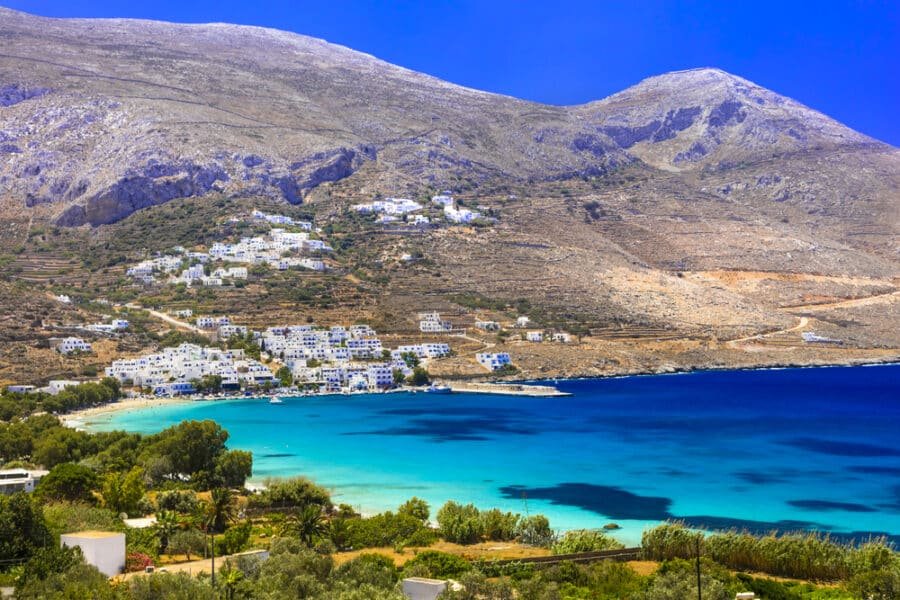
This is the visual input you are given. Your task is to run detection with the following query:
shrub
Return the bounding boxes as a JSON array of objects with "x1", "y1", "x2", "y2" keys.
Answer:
[
  {"x1": 336, "y1": 553, "x2": 399, "y2": 588},
  {"x1": 517, "y1": 514, "x2": 555, "y2": 547},
  {"x1": 217, "y1": 521, "x2": 252, "y2": 555},
  {"x1": 551, "y1": 529, "x2": 624, "y2": 554},
  {"x1": 436, "y1": 501, "x2": 482, "y2": 544},
  {"x1": 397, "y1": 497, "x2": 430, "y2": 522},
  {"x1": 479, "y1": 508, "x2": 519, "y2": 542},
  {"x1": 155, "y1": 489, "x2": 199, "y2": 514},
  {"x1": 247, "y1": 477, "x2": 331, "y2": 510},
  {"x1": 168, "y1": 529, "x2": 207, "y2": 560},
  {"x1": 347, "y1": 511, "x2": 431, "y2": 549},
  {"x1": 125, "y1": 551, "x2": 154, "y2": 572},
  {"x1": 402, "y1": 550, "x2": 471, "y2": 578}
]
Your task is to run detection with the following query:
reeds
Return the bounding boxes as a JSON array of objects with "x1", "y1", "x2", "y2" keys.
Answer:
[{"x1": 641, "y1": 522, "x2": 898, "y2": 582}]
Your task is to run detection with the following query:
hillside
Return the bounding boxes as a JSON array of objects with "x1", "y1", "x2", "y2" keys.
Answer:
[{"x1": 0, "y1": 7, "x2": 898, "y2": 383}]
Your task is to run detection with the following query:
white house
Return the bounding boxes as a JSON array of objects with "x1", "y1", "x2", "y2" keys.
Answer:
[
  {"x1": 551, "y1": 332, "x2": 572, "y2": 343},
  {"x1": 57, "y1": 337, "x2": 92, "y2": 354},
  {"x1": 402, "y1": 577, "x2": 448, "y2": 600},
  {"x1": 516, "y1": 316, "x2": 531, "y2": 328},
  {"x1": 475, "y1": 320, "x2": 500, "y2": 331},
  {"x1": 56, "y1": 294, "x2": 72, "y2": 304},
  {"x1": 476, "y1": 352, "x2": 512, "y2": 371},
  {"x1": 5, "y1": 384, "x2": 36, "y2": 393},
  {"x1": 46, "y1": 380, "x2": 80, "y2": 395},
  {"x1": 0, "y1": 469, "x2": 47, "y2": 495},
  {"x1": 61, "y1": 531, "x2": 126, "y2": 577},
  {"x1": 526, "y1": 331, "x2": 544, "y2": 342},
  {"x1": 174, "y1": 309, "x2": 193, "y2": 318}
]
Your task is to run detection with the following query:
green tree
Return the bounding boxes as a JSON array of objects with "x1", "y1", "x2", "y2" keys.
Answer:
[
  {"x1": 127, "y1": 571, "x2": 216, "y2": 600},
  {"x1": 398, "y1": 497, "x2": 430, "y2": 522},
  {"x1": 140, "y1": 420, "x2": 228, "y2": 484},
  {"x1": 154, "y1": 509, "x2": 180, "y2": 555},
  {"x1": 35, "y1": 463, "x2": 98, "y2": 503},
  {"x1": 0, "y1": 493, "x2": 52, "y2": 563},
  {"x1": 214, "y1": 449, "x2": 253, "y2": 488},
  {"x1": 203, "y1": 487, "x2": 237, "y2": 534},
  {"x1": 406, "y1": 366, "x2": 430, "y2": 386},
  {"x1": 168, "y1": 528, "x2": 207, "y2": 560},
  {"x1": 392, "y1": 369, "x2": 405, "y2": 386},
  {"x1": 32, "y1": 427, "x2": 91, "y2": 468},
  {"x1": 400, "y1": 352, "x2": 420, "y2": 368},
  {"x1": 436, "y1": 501, "x2": 482, "y2": 544},
  {"x1": 282, "y1": 504, "x2": 329, "y2": 547},
  {"x1": 100, "y1": 466, "x2": 145, "y2": 515},
  {"x1": 276, "y1": 365, "x2": 293, "y2": 387},
  {"x1": 517, "y1": 514, "x2": 555, "y2": 547}
]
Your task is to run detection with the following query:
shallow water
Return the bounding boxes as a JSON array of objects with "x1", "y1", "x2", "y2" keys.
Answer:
[{"x1": 89, "y1": 364, "x2": 900, "y2": 545}]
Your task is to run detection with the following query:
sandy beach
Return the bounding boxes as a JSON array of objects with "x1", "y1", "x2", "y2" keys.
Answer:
[{"x1": 62, "y1": 394, "x2": 200, "y2": 428}]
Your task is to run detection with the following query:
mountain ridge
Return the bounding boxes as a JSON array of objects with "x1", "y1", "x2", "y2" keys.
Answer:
[{"x1": 0, "y1": 6, "x2": 896, "y2": 227}]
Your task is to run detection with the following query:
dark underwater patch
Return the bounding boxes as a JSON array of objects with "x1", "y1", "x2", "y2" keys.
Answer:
[
  {"x1": 788, "y1": 500, "x2": 876, "y2": 513},
  {"x1": 260, "y1": 453, "x2": 295, "y2": 458},
  {"x1": 734, "y1": 471, "x2": 787, "y2": 485},
  {"x1": 344, "y1": 416, "x2": 536, "y2": 442},
  {"x1": 781, "y1": 437, "x2": 900, "y2": 457},
  {"x1": 847, "y1": 465, "x2": 900, "y2": 476},
  {"x1": 498, "y1": 483, "x2": 673, "y2": 520}
]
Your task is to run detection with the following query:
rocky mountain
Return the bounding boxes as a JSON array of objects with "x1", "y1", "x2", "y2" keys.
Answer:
[
  {"x1": 0, "y1": 7, "x2": 898, "y2": 384},
  {"x1": 0, "y1": 7, "x2": 895, "y2": 230}
]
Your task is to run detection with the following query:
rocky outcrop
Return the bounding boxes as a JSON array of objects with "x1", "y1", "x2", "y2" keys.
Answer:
[
  {"x1": 0, "y1": 83, "x2": 50, "y2": 107},
  {"x1": 56, "y1": 161, "x2": 228, "y2": 226}
]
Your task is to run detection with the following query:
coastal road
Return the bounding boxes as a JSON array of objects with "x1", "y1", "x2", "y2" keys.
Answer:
[
  {"x1": 122, "y1": 303, "x2": 208, "y2": 334},
  {"x1": 726, "y1": 316, "x2": 809, "y2": 347},
  {"x1": 778, "y1": 290, "x2": 900, "y2": 312}
]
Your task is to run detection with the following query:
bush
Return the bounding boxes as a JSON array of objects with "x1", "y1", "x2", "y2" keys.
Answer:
[
  {"x1": 479, "y1": 508, "x2": 519, "y2": 542},
  {"x1": 551, "y1": 529, "x2": 624, "y2": 554},
  {"x1": 125, "y1": 551, "x2": 154, "y2": 572},
  {"x1": 336, "y1": 553, "x2": 399, "y2": 588},
  {"x1": 168, "y1": 528, "x2": 207, "y2": 560},
  {"x1": 347, "y1": 511, "x2": 432, "y2": 549},
  {"x1": 156, "y1": 489, "x2": 199, "y2": 514},
  {"x1": 397, "y1": 497, "x2": 430, "y2": 522},
  {"x1": 436, "y1": 501, "x2": 482, "y2": 544},
  {"x1": 247, "y1": 477, "x2": 332, "y2": 510},
  {"x1": 517, "y1": 514, "x2": 555, "y2": 547},
  {"x1": 402, "y1": 550, "x2": 471, "y2": 578},
  {"x1": 217, "y1": 521, "x2": 252, "y2": 555}
]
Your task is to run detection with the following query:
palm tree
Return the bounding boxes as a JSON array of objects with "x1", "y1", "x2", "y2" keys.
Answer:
[
  {"x1": 282, "y1": 504, "x2": 328, "y2": 547},
  {"x1": 203, "y1": 487, "x2": 237, "y2": 534},
  {"x1": 220, "y1": 562, "x2": 244, "y2": 600},
  {"x1": 154, "y1": 509, "x2": 180, "y2": 555}
]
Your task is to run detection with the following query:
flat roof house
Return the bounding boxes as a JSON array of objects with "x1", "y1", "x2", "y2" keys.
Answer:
[{"x1": 61, "y1": 531, "x2": 126, "y2": 577}]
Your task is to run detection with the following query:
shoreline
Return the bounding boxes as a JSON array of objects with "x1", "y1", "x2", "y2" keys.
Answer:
[{"x1": 62, "y1": 358, "x2": 900, "y2": 429}]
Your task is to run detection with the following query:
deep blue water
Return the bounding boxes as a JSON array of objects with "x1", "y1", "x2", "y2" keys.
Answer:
[{"x1": 87, "y1": 364, "x2": 900, "y2": 545}]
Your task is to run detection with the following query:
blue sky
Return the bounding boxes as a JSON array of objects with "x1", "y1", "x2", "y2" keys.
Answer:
[{"x1": 5, "y1": 0, "x2": 899, "y2": 145}]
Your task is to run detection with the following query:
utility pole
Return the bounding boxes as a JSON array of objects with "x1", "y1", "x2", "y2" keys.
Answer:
[
  {"x1": 695, "y1": 534, "x2": 702, "y2": 600},
  {"x1": 210, "y1": 532, "x2": 216, "y2": 588}
]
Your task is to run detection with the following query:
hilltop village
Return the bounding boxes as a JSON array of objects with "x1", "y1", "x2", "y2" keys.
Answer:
[{"x1": 6, "y1": 197, "x2": 577, "y2": 399}]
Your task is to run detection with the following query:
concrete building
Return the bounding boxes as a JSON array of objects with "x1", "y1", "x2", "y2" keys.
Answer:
[
  {"x1": 56, "y1": 337, "x2": 92, "y2": 354},
  {"x1": 5, "y1": 385, "x2": 36, "y2": 393},
  {"x1": 402, "y1": 577, "x2": 448, "y2": 600},
  {"x1": 526, "y1": 331, "x2": 544, "y2": 342},
  {"x1": 0, "y1": 469, "x2": 47, "y2": 494},
  {"x1": 61, "y1": 531, "x2": 126, "y2": 577},
  {"x1": 476, "y1": 352, "x2": 512, "y2": 371}
]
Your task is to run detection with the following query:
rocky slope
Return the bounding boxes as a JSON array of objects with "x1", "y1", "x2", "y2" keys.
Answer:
[{"x1": 0, "y1": 6, "x2": 895, "y2": 234}]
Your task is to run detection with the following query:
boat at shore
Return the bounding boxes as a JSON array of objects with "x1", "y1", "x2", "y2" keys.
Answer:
[
  {"x1": 268, "y1": 398, "x2": 283, "y2": 404},
  {"x1": 425, "y1": 384, "x2": 452, "y2": 393}
]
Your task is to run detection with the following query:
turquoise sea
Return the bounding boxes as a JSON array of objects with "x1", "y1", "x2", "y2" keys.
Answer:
[{"x1": 87, "y1": 364, "x2": 900, "y2": 545}]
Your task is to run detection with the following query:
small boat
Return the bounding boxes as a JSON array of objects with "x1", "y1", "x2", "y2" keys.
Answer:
[
  {"x1": 268, "y1": 398, "x2": 284, "y2": 404},
  {"x1": 425, "y1": 384, "x2": 452, "y2": 394}
]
